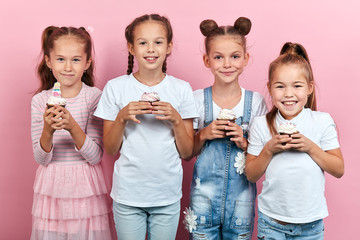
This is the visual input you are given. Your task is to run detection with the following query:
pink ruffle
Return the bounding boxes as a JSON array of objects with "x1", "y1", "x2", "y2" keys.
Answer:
[
  {"x1": 31, "y1": 214, "x2": 115, "y2": 240},
  {"x1": 32, "y1": 193, "x2": 112, "y2": 220},
  {"x1": 33, "y1": 163, "x2": 108, "y2": 198}
]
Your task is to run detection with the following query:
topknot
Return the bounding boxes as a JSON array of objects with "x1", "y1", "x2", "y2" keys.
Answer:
[
  {"x1": 200, "y1": 19, "x2": 218, "y2": 37},
  {"x1": 234, "y1": 17, "x2": 251, "y2": 36}
]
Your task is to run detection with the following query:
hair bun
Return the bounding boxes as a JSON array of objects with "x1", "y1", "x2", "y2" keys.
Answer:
[
  {"x1": 280, "y1": 42, "x2": 310, "y2": 61},
  {"x1": 200, "y1": 19, "x2": 218, "y2": 36},
  {"x1": 234, "y1": 17, "x2": 251, "y2": 36}
]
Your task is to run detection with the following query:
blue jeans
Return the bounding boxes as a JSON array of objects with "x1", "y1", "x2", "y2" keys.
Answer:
[
  {"x1": 257, "y1": 211, "x2": 324, "y2": 240},
  {"x1": 113, "y1": 200, "x2": 180, "y2": 240}
]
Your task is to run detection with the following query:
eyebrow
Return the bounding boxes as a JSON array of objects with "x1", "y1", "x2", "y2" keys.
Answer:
[{"x1": 54, "y1": 54, "x2": 83, "y2": 58}]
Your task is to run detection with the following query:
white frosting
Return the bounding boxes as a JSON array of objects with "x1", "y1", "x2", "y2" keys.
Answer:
[
  {"x1": 217, "y1": 109, "x2": 236, "y2": 120},
  {"x1": 278, "y1": 122, "x2": 298, "y2": 134},
  {"x1": 47, "y1": 95, "x2": 67, "y2": 106}
]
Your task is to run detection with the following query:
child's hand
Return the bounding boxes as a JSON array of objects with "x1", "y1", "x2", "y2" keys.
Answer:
[
  {"x1": 116, "y1": 101, "x2": 152, "y2": 124},
  {"x1": 265, "y1": 134, "x2": 293, "y2": 154},
  {"x1": 200, "y1": 120, "x2": 228, "y2": 140},
  {"x1": 225, "y1": 122, "x2": 247, "y2": 150},
  {"x1": 50, "y1": 105, "x2": 76, "y2": 131},
  {"x1": 151, "y1": 101, "x2": 182, "y2": 125},
  {"x1": 287, "y1": 133, "x2": 315, "y2": 153},
  {"x1": 43, "y1": 106, "x2": 56, "y2": 134}
]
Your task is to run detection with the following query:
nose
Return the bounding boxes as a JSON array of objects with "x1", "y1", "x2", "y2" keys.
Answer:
[
  {"x1": 223, "y1": 57, "x2": 231, "y2": 68},
  {"x1": 147, "y1": 43, "x2": 155, "y2": 53},
  {"x1": 284, "y1": 87, "x2": 294, "y2": 97},
  {"x1": 64, "y1": 60, "x2": 72, "y2": 71}
]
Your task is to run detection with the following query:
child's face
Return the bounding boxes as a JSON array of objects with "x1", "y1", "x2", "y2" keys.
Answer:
[
  {"x1": 269, "y1": 64, "x2": 313, "y2": 120},
  {"x1": 128, "y1": 21, "x2": 173, "y2": 73},
  {"x1": 203, "y1": 35, "x2": 249, "y2": 84},
  {"x1": 45, "y1": 36, "x2": 91, "y2": 92}
]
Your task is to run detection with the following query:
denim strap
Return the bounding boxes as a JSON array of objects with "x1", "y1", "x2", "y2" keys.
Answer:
[
  {"x1": 204, "y1": 86, "x2": 213, "y2": 127},
  {"x1": 240, "y1": 90, "x2": 253, "y2": 139}
]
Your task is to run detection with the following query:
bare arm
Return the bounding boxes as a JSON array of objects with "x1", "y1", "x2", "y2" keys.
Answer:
[
  {"x1": 152, "y1": 101, "x2": 196, "y2": 159},
  {"x1": 245, "y1": 134, "x2": 292, "y2": 182},
  {"x1": 289, "y1": 133, "x2": 344, "y2": 178},
  {"x1": 103, "y1": 101, "x2": 152, "y2": 156},
  {"x1": 192, "y1": 120, "x2": 229, "y2": 157}
]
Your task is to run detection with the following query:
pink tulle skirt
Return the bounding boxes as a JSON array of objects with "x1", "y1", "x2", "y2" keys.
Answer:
[{"x1": 31, "y1": 163, "x2": 116, "y2": 240}]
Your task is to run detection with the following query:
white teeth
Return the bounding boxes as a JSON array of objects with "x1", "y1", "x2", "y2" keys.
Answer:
[
  {"x1": 146, "y1": 57, "x2": 156, "y2": 60},
  {"x1": 283, "y1": 101, "x2": 296, "y2": 105}
]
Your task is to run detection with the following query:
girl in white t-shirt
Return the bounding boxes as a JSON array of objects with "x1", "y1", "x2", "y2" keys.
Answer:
[
  {"x1": 94, "y1": 14, "x2": 198, "y2": 240},
  {"x1": 246, "y1": 42, "x2": 344, "y2": 239}
]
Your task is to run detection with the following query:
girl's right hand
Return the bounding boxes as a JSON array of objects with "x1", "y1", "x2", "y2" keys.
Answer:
[
  {"x1": 200, "y1": 120, "x2": 228, "y2": 140},
  {"x1": 116, "y1": 101, "x2": 152, "y2": 124},
  {"x1": 43, "y1": 106, "x2": 56, "y2": 134},
  {"x1": 265, "y1": 134, "x2": 293, "y2": 154}
]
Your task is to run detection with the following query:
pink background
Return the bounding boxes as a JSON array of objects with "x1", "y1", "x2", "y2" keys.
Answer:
[{"x1": 1, "y1": 0, "x2": 359, "y2": 239}]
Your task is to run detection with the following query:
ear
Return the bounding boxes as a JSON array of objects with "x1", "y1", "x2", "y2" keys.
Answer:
[
  {"x1": 203, "y1": 54, "x2": 211, "y2": 68},
  {"x1": 45, "y1": 55, "x2": 52, "y2": 69},
  {"x1": 85, "y1": 57, "x2": 92, "y2": 70},
  {"x1": 166, "y1": 41, "x2": 173, "y2": 55},
  {"x1": 267, "y1": 81, "x2": 272, "y2": 97},
  {"x1": 308, "y1": 81, "x2": 314, "y2": 95},
  {"x1": 244, "y1": 52, "x2": 250, "y2": 66},
  {"x1": 127, "y1": 42, "x2": 134, "y2": 55}
]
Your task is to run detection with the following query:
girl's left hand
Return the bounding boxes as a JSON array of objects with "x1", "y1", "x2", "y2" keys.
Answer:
[
  {"x1": 225, "y1": 122, "x2": 247, "y2": 150},
  {"x1": 287, "y1": 133, "x2": 314, "y2": 152},
  {"x1": 151, "y1": 101, "x2": 182, "y2": 125},
  {"x1": 50, "y1": 105, "x2": 77, "y2": 131}
]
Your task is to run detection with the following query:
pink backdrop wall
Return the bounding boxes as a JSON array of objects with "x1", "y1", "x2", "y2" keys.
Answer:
[{"x1": 1, "y1": 1, "x2": 359, "y2": 239}]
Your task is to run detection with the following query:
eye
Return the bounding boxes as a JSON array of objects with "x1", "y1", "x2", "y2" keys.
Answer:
[
  {"x1": 295, "y1": 85, "x2": 303, "y2": 88},
  {"x1": 139, "y1": 41, "x2": 147, "y2": 45},
  {"x1": 73, "y1": 58, "x2": 81, "y2": 62},
  {"x1": 275, "y1": 85, "x2": 284, "y2": 89},
  {"x1": 232, "y1": 55, "x2": 240, "y2": 59},
  {"x1": 155, "y1": 41, "x2": 163, "y2": 45},
  {"x1": 214, "y1": 55, "x2": 222, "y2": 60},
  {"x1": 57, "y1": 58, "x2": 64, "y2": 62}
]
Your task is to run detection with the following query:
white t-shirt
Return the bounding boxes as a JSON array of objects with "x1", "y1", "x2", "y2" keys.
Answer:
[
  {"x1": 248, "y1": 108, "x2": 340, "y2": 223},
  {"x1": 193, "y1": 87, "x2": 268, "y2": 130},
  {"x1": 94, "y1": 74, "x2": 199, "y2": 207}
]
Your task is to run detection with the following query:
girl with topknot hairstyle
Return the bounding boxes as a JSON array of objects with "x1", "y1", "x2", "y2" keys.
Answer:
[
  {"x1": 183, "y1": 17, "x2": 267, "y2": 239},
  {"x1": 246, "y1": 42, "x2": 344, "y2": 239}
]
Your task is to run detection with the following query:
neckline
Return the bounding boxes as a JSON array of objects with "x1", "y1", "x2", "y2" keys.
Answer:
[{"x1": 131, "y1": 73, "x2": 168, "y2": 88}]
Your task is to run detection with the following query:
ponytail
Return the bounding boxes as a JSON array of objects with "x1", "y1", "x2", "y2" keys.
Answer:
[{"x1": 266, "y1": 42, "x2": 316, "y2": 136}]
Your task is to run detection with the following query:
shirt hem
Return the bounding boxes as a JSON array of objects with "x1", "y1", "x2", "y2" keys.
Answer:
[
  {"x1": 259, "y1": 207, "x2": 328, "y2": 224},
  {"x1": 111, "y1": 194, "x2": 182, "y2": 208}
]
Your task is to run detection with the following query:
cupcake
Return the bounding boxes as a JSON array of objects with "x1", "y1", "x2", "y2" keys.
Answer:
[
  {"x1": 46, "y1": 82, "x2": 66, "y2": 108},
  {"x1": 139, "y1": 92, "x2": 160, "y2": 105},
  {"x1": 217, "y1": 109, "x2": 236, "y2": 122},
  {"x1": 278, "y1": 122, "x2": 299, "y2": 145}
]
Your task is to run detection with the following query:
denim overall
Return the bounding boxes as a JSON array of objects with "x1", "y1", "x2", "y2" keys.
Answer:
[{"x1": 189, "y1": 87, "x2": 256, "y2": 240}]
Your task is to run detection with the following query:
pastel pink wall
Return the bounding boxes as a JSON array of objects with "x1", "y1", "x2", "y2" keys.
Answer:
[{"x1": 1, "y1": 1, "x2": 359, "y2": 239}]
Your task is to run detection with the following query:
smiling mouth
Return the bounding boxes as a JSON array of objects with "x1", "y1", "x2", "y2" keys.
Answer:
[
  {"x1": 145, "y1": 57, "x2": 158, "y2": 61},
  {"x1": 282, "y1": 101, "x2": 297, "y2": 106},
  {"x1": 220, "y1": 71, "x2": 235, "y2": 75}
]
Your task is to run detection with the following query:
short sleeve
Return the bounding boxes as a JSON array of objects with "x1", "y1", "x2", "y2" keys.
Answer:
[
  {"x1": 320, "y1": 113, "x2": 340, "y2": 151},
  {"x1": 94, "y1": 82, "x2": 120, "y2": 121},
  {"x1": 178, "y1": 82, "x2": 199, "y2": 120},
  {"x1": 247, "y1": 116, "x2": 267, "y2": 156}
]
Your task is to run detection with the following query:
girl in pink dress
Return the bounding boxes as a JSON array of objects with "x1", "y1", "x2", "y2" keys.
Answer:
[{"x1": 30, "y1": 26, "x2": 115, "y2": 240}]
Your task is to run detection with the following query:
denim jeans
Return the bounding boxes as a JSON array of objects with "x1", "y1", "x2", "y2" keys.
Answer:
[
  {"x1": 187, "y1": 87, "x2": 256, "y2": 240},
  {"x1": 113, "y1": 200, "x2": 180, "y2": 240},
  {"x1": 257, "y1": 211, "x2": 324, "y2": 240}
]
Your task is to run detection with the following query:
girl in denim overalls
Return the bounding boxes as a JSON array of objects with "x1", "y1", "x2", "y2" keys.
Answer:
[{"x1": 184, "y1": 17, "x2": 268, "y2": 240}]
